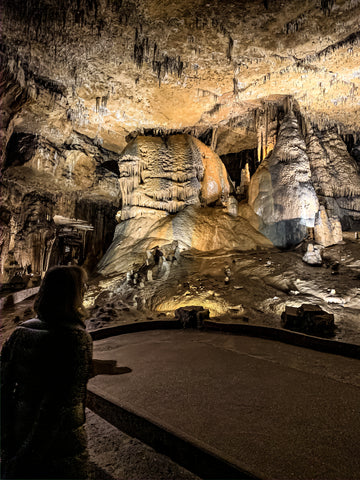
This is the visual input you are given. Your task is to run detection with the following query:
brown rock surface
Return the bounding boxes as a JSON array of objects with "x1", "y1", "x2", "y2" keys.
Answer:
[
  {"x1": 1, "y1": 0, "x2": 360, "y2": 288},
  {"x1": 1, "y1": 0, "x2": 360, "y2": 151}
]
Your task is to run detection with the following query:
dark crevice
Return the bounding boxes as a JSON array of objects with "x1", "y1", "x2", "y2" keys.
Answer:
[
  {"x1": 101, "y1": 160, "x2": 120, "y2": 177},
  {"x1": 220, "y1": 149, "x2": 258, "y2": 188}
]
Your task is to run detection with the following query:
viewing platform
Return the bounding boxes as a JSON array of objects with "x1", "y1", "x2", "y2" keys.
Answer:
[{"x1": 88, "y1": 329, "x2": 360, "y2": 480}]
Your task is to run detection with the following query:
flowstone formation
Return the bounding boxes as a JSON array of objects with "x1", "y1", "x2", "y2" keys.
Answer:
[
  {"x1": 248, "y1": 112, "x2": 319, "y2": 247},
  {"x1": 117, "y1": 134, "x2": 229, "y2": 220},
  {"x1": 306, "y1": 126, "x2": 360, "y2": 230},
  {"x1": 98, "y1": 134, "x2": 271, "y2": 276}
]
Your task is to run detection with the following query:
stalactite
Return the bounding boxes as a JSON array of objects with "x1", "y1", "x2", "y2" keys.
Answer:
[
  {"x1": 133, "y1": 29, "x2": 147, "y2": 68},
  {"x1": 321, "y1": 0, "x2": 335, "y2": 15},
  {"x1": 227, "y1": 35, "x2": 233, "y2": 61},
  {"x1": 211, "y1": 128, "x2": 218, "y2": 152},
  {"x1": 302, "y1": 31, "x2": 360, "y2": 65},
  {"x1": 151, "y1": 53, "x2": 184, "y2": 85},
  {"x1": 152, "y1": 60, "x2": 162, "y2": 85},
  {"x1": 100, "y1": 95, "x2": 108, "y2": 113},
  {"x1": 283, "y1": 14, "x2": 306, "y2": 34}
]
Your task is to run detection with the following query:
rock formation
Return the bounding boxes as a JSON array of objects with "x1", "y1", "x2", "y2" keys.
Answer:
[
  {"x1": 1, "y1": 0, "x2": 360, "y2": 285},
  {"x1": 0, "y1": 127, "x2": 121, "y2": 282},
  {"x1": 117, "y1": 134, "x2": 230, "y2": 219},
  {"x1": 306, "y1": 126, "x2": 360, "y2": 230},
  {"x1": 314, "y1": 206, "x2": 343, "y2": 247},
  {"x1": 98, "y1": 135, "x2": 271, "y2": 276},
  {"x1": 248, "y1": 112, "x2": 319, "y2": 247},
  {"x1": 302, "y1": 243, "x2": 322, "y2": 266}
]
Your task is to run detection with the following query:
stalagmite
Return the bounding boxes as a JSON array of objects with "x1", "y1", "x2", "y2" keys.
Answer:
[
  {"x1": 248, "y1": 111, "x2": 319, "y2": 247},
  {"x1": 239, "y1": 162, "x2": 251, "y2": 197},
  {"x1": 314, "y1": 206, "x2": 343, "y2": 247},
  {"x1": 306, "y1": 124, "x2": 360, "y2": 227}
]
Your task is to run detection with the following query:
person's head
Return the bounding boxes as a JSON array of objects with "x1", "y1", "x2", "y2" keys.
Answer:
[{"x1": 34, "y1": 265, "x2": 88, "y2": 326}]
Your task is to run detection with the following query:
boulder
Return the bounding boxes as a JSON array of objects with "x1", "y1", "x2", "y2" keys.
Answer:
[
  {"x1": 314, "y1": 206, "x2": 343, "y2": 247},
  {"x1": 281, "y1": 304, "x2": 335, "y2": 337},
  {"x1": 175, "y1": 306, "x2": 209, "y2": 329},
  {"x1": 302, "y1": 244, "x2": 322, "y2": 266}
]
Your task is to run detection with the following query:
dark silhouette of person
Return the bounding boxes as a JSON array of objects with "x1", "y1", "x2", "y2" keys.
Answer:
[{"x1": 1, "y1": 265, "x2": 130, "y2": 479}]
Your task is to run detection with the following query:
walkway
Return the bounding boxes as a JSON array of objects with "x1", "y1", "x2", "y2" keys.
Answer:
[{"x1": 88, "y1": 330, "x2": 360, "y2": 480}]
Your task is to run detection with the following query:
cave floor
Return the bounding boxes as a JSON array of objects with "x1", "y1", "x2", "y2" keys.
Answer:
[
  {"x1": 2, "y1": 238, "x2": 360, "y2": 349},
  {"x1": 2, "y1": 240, "x2": 360, "y2": 479},
  {"x1": 89, "y1": 329, "x2": 360, "y2": 480},
  {"x1": 85, "y1": 235, "x2": 360, "y2": 345}
]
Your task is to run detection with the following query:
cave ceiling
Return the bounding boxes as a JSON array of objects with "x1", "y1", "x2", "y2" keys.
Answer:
[{"x1": 1, "y1": 0, "x2": 360, "y2": 156}]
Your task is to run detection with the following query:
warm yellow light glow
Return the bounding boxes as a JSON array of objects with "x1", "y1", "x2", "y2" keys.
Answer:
[
  {"x1": 83, "y1": 297, "x2": 95, "y2": 309},
  {"x1": 154, "y1": 292, "x2": 230, "y2": 317}
]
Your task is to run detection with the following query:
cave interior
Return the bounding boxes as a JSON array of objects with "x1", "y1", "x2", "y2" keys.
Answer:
[{"x1": 1, "y1": 0, "x2": 360, "y2": 342}]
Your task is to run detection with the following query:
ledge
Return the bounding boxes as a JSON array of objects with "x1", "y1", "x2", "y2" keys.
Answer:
[
  {"x1": 87, "y1": 386, "x2": 258, "y2": 480},
  {"x1": 89, "y1": 318, "x2": 360, "y2": 360}
]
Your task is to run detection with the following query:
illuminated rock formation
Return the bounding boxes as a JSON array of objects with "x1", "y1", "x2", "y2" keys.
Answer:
[
  {"x1": 314, "y1": 206, "x2": 343, "y2": 247},
  {"x1": 117, "y1": 134, "x2": 230, "y2": 221},
  {"x1": 98, "y1": 205, "x2": 272, "y2": 276},
  {"x1": 302, "y1": 243, "x2": 322, "y2": 266},
  {"x1": 1, "y1": 0, "x2": 359, "y2": 151},
  {"x1": 248, "y1": 112, "x2": 319, "y2": 247},
  {"x1": 118, "y1": 134, "x2": 204, "y2": 220},
  {"x1": 98, "y1": 134, "x2": 269, "y2": 276},
  {"x1": 306, "y1": 126, "x2": 360, "y2": 230}
]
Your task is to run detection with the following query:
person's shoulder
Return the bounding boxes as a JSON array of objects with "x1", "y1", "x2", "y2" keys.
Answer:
[
  {"x1": 7, "y1": 318, "x2": 50, "y2": 341},
  {"x1": 19, "y1": 318, "x2": 48, "y2": 330},
  {"x1": 57, "y1": 323, "x2": 93, "y2": 345},
  {"x1": 1, "y1": 319, "x2": 50, "y2": 358}
]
